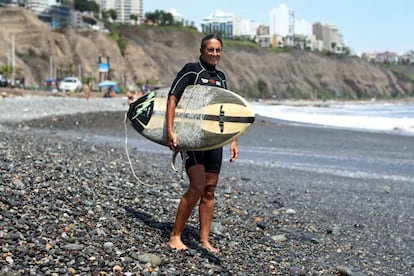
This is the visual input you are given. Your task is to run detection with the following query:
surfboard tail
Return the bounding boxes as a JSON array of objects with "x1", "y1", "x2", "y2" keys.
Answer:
[{"x1": 127, "y1": 92, "x2": 155, "y2": 133}]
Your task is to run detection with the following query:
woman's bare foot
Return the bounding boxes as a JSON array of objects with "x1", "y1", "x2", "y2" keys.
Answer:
[
  {"x1": 201, "y1": 241, "x2": 218, "y2": 253},
  {"x1": 169, "y1": 235, "x2": 188, "y2": 250}
]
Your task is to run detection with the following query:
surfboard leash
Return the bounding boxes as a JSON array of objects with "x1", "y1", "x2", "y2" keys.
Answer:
[
  {"x1": 124, "y1": 87, "x2": 194, "y2": 185},
  {"x1": 123, "y1": 112, "x2": 157, "y2": 187}
]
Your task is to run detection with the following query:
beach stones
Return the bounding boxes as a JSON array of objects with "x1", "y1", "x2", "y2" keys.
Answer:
[{"x1": 0, "y1": 96, "x2": 412, "y2": 275}]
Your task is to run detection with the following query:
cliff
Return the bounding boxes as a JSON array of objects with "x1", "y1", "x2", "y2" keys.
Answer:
[{"x1": 0, "y1": 7, "x2": 413, "y2": 100}]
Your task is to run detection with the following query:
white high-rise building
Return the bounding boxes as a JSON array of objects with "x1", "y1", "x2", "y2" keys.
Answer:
[
  {"x1": 233, "y1": 18, "x2": 258, "y2": 40},
  {"x1": 294, "y1": 18, "x2": 311, "y2": 36},
  {"x1": 269, "y1": 4, "x2": 292, "y2": 36},
  {"x1": 98, "y1": 0, "x2": 142, "y2": 24},
  {"x1": 201, "y1": 9, "x2": 259, "y2": 40}
]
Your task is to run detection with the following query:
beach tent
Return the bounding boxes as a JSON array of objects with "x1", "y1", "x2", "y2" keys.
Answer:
[
  {"x1": 98, "y1": 80, "x2": 120, "y2": 96},
  {"x1": 98, "y1": 80, "x2": 118, "y2": 88}
]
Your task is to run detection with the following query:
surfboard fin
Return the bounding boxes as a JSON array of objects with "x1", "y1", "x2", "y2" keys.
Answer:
[
  {"x1": 170, "y1": 151, "x2": 180, "y2": 172},
  {"x1": 170, "y1": 151, "x2": 187, "y2": 179}
]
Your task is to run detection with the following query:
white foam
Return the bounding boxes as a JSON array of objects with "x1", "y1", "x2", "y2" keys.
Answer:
[{"x1": 250, "y1": 102, "x2": 414, "y2": 134}]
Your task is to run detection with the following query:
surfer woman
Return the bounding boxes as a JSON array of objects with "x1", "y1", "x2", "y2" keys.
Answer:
[{"x1": 166, "y1": 33, "x2": 239, "y2": 252}]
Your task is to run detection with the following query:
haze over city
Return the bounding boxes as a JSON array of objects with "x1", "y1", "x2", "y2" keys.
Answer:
[{"x1": 144, "y1": 0, "x2": 414, "y2": 55}]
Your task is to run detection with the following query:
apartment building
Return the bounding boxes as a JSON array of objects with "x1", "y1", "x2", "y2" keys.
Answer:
[
  {"x1": 269, "y1": 4, "x2": 318, "y2": 51},
  {"x1": 269, "y1": 4, "x2": 292, "y2": 37},
  {"x1": 313, "y1": 22, "x2": 344, "y2": 53},
  {"x1": 233, "y1": 18, "x2": 258, "y2": 40},
  {"x1": 25, "y1": 0, "x2": 49, "y2": 14},
  {"x1": 97, "y1": 0, "x2": 143, "y2": 25},
  {"x1": 255, "y1": 25, "x2": 271, "y2": 47},
  {"x1": 201, "y1": 10, "x2": 235, "y2": 39}
]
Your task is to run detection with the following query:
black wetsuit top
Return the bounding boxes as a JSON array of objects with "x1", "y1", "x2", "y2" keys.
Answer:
[
  {"x1": 169, "y1": 58, "x2": 226, "y2": 173},
  {"x1": 169, "y1": 58, "x2": 227, "y2": 101}
]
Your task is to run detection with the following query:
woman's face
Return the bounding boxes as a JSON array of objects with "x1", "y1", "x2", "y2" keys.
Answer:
[{"x1": 200, "y1": 38, "x2": 222, "y2": 67}]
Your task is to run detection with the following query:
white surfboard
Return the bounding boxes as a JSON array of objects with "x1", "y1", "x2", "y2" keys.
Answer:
[{"x1": 127, "y1": 85, "x2": 255, "y2": 151}]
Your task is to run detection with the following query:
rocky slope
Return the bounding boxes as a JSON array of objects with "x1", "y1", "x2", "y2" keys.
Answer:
[{"x1": 0, "y1": 6, "x2": 413, "y2": 99}]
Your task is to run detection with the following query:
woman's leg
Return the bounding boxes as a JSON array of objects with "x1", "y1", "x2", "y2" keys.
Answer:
[
  {"x1": 199, "y1": 172, "x2": 219, "y2": 252},
  {"x1": 169, "y1": 164, "x2": 205, "y2": 250}
]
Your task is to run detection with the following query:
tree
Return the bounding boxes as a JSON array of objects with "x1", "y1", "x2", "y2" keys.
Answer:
[
  {"x1": 342, "y1": 46, "x2": 351, "y2": 56},
  {"x1": 74, "y1": 0, "x2": 99, "y2": 14},
  {"x1": 0, "y1": 65, "x2": 12, "y2": 78},
  {"x1": 101, "y1": 10, "x2": 108, "y2": 20},
  {"x1": 130, "y1": 13, "x2": 138, "y2": 25},
  {"x1": 107, "y1": 9, "x2": 117, "y2": 21},
  {"x1": 331, "y1": 42, "x2": 337, "y2": 53},
  {"x1": 145, "y1": 10, "x2": 174, "y2": 26}
]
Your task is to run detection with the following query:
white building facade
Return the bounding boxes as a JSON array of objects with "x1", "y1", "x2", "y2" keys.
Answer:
[
  {"x1": 201, "y1": 10, "x2": 235, "y2": 39},
  {"x1": 201, "y1": 9, "x2": 259, "y2": 40},
  {"x1": 97, "y1": 0, "x2": 142, "y2": 25},
  {"x1": 269, "y1": 4, "x2": 292, "y2": 37},
  {"x1": 313, "y1": 22, "x2": 345, "y2": 53},
  {"x1": 269, "y1": 4, "x2": 295, "y2": 47},
  {"x1": 25, "y1": 0, "x2": 49, "y2": 14}
]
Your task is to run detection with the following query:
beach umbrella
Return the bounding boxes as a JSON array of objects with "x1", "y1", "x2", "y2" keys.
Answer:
[{"x1": 98, "y1": 80, "x2": 118, "y2": 87}]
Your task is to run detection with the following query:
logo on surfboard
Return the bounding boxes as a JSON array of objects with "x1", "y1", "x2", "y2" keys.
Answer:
[{"x1": 127, "y1": 92, "x2": 155, "y2": 133}]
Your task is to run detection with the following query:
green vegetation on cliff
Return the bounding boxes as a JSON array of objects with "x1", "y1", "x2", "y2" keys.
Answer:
[{"x1": 0, "y1": 7, "x2": 413, "y2": 100}]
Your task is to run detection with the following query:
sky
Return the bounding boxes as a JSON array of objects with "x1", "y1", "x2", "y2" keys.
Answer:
[{"x1": 144, "y1": 0, "x2": 413, "y2": 55}]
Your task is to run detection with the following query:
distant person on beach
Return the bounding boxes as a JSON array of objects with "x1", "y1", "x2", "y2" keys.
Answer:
[
  {"x1": 103, "y1": 86, "x2": 115, "y2": 98},
  {"x1": 83, "y1": 83, "x2": 90, "y2": 101},
  {"x1": 166, "y1": 33, "x2": 239, "y2": 253},
  {"x1": 142, "y1": 82, "x2": 151, "y2": 94},
  {"x1": 126, "y1": 89, "x2": 142, "y2": 104}
]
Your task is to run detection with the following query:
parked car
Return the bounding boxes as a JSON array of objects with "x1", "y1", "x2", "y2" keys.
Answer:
[
  {"x1": 0, "y1": 74, "x2": 8, "y2": 87},
  {"x1": 43, "y1": 78, "x2": 59, "y2": 92},
  {"x1": 59, "y1": 77, "x2": 82, "y2": 92}
]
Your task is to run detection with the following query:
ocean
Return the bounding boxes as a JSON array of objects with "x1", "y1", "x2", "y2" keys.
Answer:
[
  {"x1": 237, "y1": 100, "x2": 414, "y2": 182},
  {"x1": 250, "y1": 101, "x2": 414, "y2": 136}
]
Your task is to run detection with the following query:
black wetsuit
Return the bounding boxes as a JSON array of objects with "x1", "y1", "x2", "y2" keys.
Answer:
[{"x1": 169, "y1": 58, "x2": 227, "y2": 173}]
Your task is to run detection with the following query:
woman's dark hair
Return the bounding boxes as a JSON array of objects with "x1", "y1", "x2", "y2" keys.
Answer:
[{"x1": 200, "y1": 33, "x2": 223, "y2": 50}]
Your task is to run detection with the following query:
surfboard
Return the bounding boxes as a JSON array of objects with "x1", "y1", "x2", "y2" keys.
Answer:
[{"x1": 127, "y1": 85, "x2": 255, "y2": 151}]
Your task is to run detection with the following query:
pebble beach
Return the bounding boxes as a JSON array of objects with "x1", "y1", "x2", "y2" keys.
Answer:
[{"x1": 1, "y1": 94, "x2": 413, "y2": 275}]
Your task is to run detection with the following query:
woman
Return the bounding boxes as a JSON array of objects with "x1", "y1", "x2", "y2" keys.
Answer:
[
  {"x1": 166, "y1": 34, "x2": 239, "y2": 252},
  {"x1": 82, "y1": 83, "x2": 90, "y2": 101}
]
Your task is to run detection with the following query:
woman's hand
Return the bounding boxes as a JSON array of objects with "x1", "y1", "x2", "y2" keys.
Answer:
[
  {"x1": 168, "y1": 132, "x2": 178, "y2": 150},
  {"x1": 229, "y1": 140, "x2": 239, "y2": 162}
]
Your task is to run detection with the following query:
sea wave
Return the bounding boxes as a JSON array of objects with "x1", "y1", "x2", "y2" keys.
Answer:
[{"x1": 250, "y1": 101, "x2": 414, "y2": 135}]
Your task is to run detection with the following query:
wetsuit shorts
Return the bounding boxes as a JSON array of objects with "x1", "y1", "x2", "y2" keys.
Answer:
[{"x1": 184, "y1": 148, "x2": 223, "y2": 173}]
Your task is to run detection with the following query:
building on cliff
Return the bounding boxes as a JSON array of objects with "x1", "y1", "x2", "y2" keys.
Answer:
[{"x1": 96, "y1": 0, "x2": 143, "y2": 25}]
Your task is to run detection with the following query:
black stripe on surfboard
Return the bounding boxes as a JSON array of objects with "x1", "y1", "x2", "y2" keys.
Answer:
[
  {"x1": 162, "y1": 111, "x2": 255, "y2": 124},
  {"x1": 203, "y1": 114, "x2": 255, "y2": 124}
]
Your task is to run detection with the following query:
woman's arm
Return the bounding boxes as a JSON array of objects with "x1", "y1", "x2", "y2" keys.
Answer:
[{"x1": 166, "y1": 94, "x2": 178, "y2": 150}]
